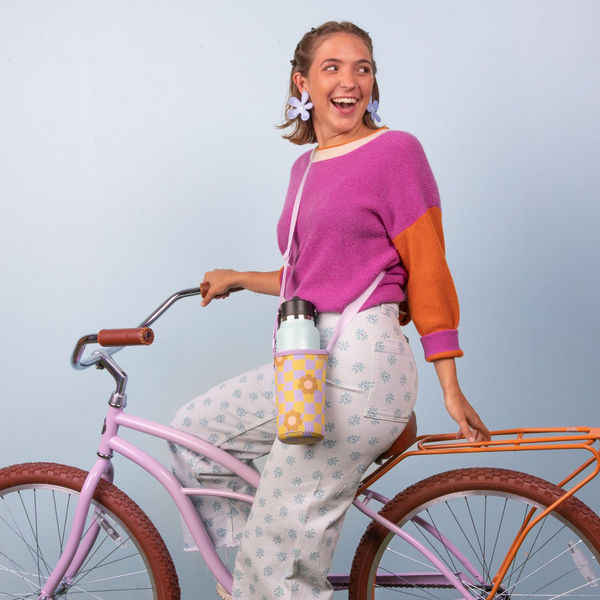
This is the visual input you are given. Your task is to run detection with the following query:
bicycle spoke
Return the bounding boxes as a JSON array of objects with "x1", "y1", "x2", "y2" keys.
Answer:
[
  {"x1": 510, "y1": 524, "x2": 567, "y2": 577},
  {"x1": 511, "y1": 511, "x2": 550, "y2": 589},
  {"x1": 506, "y1": 501, "x2": 534, "y2": 590},
  {"x1": 68, "y1": 587, "x2": 153, "y2": 594},
  {"x1": 445, "y1": 501, "x2": 484, "y2": 575},
  {"x1": 0, "y1": 515, "x2": 46, "y2": 572},
  {"x1": 71, "y1": 535, "x2": 132, "y2": 587},
  {"x1": 1, "y1": 498, "x2": 51, "y2": 580},
  {"x1": 384, "y1": 546, "x2": 440, "y2": 571},
  {"x1": 61, "y1": 493, "x2": 72, "y2": 551},
  {"x1": 74, "y1": 569, "x2": 149, "y2": 585},
  {"x1": 482, "y1": 496, "x2": 487, "y2": 586},
  {"x1": 72, "y1": 554, "x2": 137, "y2": 576},
  {"x1": 64, "y1": 582, "x2": 104, "y2": 599},
  {"x1": 0, "y1": 484, "x2": 158, "y2": 599},
  {"x1": 52, "y1": 490, "x2": 63, "y2": 557},
  {"x1": 0, "y1": 560, "x2": 39, "y2": 596},
  {"x1": 488, "y1": 496, "x2": 507, "y2": 576},
  {"x1": 16, "y1": 492, "x2": 52, "y2": 582},
  {"x1": 425, "y1": 508, "x2": 460, "y2": 575},
  {"x1": 504, "y1": 539, "x2": 583, "y2": 595},
  {"x1": 73, "y1": 530, "x2": 111, "y2": 581},
  {"x1": 463, "y1": 496, "x2": 492, "y2": 585},
  {"x1": 411, "y1": 518, "x2": 457, "y2": 576}
]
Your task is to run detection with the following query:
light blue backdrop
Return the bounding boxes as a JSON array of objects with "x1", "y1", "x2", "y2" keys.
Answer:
[{"x1": 1, "y1": 0, "x2": 599, "y2": 597}]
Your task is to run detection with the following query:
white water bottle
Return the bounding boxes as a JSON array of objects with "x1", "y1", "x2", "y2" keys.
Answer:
[{"x1": 275, "y1": 296, "x2": 321, "y2": 352}]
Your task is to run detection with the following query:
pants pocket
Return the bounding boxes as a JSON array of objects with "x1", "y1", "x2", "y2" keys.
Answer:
[{"x1": 363, "y1": 338, "x2": 418, "y2": 423}]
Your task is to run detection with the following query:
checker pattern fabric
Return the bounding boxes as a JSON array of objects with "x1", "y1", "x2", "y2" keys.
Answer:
[{"x1": 273, "y1": 351, "x2": 328, "y2": 444}]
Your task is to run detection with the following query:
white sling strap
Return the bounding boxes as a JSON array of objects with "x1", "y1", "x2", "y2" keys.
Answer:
[{"x1": 272, "y1": 148, "x2": 387, "y2": 354}]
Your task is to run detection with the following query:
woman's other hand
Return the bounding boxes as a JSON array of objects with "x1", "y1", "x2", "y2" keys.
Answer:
[
  {"x1": 200, "y1": 269, "x2": 240, "y2": 307},
  {"x1": 444, "y1": 388, "x2": 491, "y2": 443}
]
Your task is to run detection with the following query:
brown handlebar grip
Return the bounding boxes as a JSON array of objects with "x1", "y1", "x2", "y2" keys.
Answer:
[{"x1": 97, "y1": 327, "x2": 154, "y2": 347}]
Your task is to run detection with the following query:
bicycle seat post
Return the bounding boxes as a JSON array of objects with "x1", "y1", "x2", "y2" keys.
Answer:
[{"x1": 92, "y1": 350, "x2": 128, "y2": 408}]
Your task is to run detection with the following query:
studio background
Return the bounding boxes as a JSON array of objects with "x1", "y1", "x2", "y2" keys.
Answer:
[{"x1": 1, "y1": 0, "x2": 599, "y2": 596}]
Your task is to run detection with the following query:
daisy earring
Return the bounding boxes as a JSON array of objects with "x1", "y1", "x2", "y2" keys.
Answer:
[
  {"x1": 286, "y1": 90, "x2": 313, "y2": 121},
  {"x1": 366, "y1": 95, "x2": 381, "y2": 123}
]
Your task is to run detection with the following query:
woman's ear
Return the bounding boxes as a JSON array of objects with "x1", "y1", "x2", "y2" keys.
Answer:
[{"x1": 292, "y1": 72, "x2": 307, "y2": 96}]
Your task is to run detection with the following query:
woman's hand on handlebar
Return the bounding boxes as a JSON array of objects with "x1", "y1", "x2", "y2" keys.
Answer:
[{"x1": 200, "y1": 269, "x2": 243, "y2": 307}]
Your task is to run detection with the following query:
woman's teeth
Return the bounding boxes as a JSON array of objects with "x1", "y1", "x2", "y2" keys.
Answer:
[{"x1": 331, "y1": 98, "x2": 358, "y2": 111}]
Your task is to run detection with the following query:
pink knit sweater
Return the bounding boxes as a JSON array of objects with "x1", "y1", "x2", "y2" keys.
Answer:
[{"x1": 277, "y1": 127, "x2": 463, "y2": 363}]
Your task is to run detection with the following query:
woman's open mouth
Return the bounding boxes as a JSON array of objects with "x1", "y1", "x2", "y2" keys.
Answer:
[{"x1": 330, "y1": 98, "x2": 358, "y2": 115}]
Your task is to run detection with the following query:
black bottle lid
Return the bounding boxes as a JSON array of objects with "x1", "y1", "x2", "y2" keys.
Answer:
[{"x1": 278, "y1": 296, "x2": 317, "y2": 322}]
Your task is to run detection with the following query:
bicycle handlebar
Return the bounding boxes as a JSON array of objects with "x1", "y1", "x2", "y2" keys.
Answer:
[{"x1": 71, "y1": 287, "x2": 203, "y2": 370}]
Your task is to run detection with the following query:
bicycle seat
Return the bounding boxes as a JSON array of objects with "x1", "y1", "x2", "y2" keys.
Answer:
[{"x1": 374, "y1": 412, "x2": 417, "y2": 464}]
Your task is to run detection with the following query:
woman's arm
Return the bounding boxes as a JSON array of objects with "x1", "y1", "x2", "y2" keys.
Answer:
[
  {"x1": 238, "y1": 270, "x2": 281, "y2": 297},
  {"x1": 200, "y1": 269, "x2": 281, "y2": 307},
  {"x1": 433, "y1": 357, "x2": 491, "y2": 442}
]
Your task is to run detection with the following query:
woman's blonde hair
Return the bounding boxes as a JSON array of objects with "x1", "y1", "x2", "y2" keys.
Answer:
[{"x1": 275, "y1": 21, "x2": 384, "y2": 145}]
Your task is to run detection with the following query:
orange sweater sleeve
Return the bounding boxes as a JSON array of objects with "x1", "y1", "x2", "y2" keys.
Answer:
[
  {"x1": 382, "y1": 133, "x2": 463, "y2": 362},
  {"x1": 392, "y1": 206, "x2": 463, "y2": 362}
]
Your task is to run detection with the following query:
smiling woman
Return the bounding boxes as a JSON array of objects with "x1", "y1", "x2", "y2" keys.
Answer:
[
  {"x1": 276, "y1": 21, "x2": 386, "y2": 147},
  {"x1": 188, "y1": 19, "x2": 490, "y2": 600}
]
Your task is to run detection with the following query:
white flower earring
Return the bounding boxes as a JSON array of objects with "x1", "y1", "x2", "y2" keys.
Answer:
[
  {"x1": 286, "y1": 90, "x2": 313, "y2": 121},
  {"x1": 366, "y1": 95, "x2": 381, "y2": 123}
]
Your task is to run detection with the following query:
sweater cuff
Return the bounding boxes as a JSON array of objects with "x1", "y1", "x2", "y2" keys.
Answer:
[{"x1": 420, "y1": 329, "x2": 464, "y2": 362}]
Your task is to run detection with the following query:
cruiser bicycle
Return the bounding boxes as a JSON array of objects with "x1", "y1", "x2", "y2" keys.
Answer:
[{"x1": 1, "y1": 286, "x2": 599, "y2": 599}]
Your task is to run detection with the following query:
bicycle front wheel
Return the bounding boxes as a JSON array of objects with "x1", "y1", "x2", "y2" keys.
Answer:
[
  {"x1": 0, "y1": 462, "x2": 180, "y2": 599},
  {"x1": 350, "y1": 467, "x2": 600, "y2": 599}
]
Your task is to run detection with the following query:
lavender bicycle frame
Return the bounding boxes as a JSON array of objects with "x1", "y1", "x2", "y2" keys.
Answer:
[
  {"x1": 39, "y1": 404, "x2": 480, "y2": 598},
  {"x1": 40, "y1": 287, "x2": 481, "y2": 598}
]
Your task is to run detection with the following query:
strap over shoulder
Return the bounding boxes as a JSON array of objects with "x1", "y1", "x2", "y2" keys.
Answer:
[{"x1": 272, "y1": 148, "x2": 387, "y2": 354}]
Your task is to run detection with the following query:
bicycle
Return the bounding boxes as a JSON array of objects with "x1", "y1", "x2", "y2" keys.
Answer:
[{"x1": 1, "y1": 286, "x2": 599, "y2": 599}]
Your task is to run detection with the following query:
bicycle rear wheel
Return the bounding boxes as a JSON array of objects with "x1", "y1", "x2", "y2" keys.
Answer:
[
  {"x1": 0, "y1": 462, "x2": 180, "y2": 599},
  {"x1": 350, "y1": 467, "x2": 600, "y2": 599}
]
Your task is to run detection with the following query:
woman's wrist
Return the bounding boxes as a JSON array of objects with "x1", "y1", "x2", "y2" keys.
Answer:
[
  {"x1": 237, "y1": 271, "x2": 253, "y2": 291},
  {"x1": 433, "y1": 357, "x2": 461, "y2": 395},
  {"x1": 238, "y1": 270, "x2": 281, "y2": 297}
]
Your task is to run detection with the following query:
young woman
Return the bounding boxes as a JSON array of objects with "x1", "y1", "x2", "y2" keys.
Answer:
[{"x1": 170, "y1": 21, "x2": 491, "y2": 600}]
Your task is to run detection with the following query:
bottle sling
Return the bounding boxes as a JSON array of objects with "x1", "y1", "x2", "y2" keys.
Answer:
[{"x1": 272, "y1": 148, "x2": 386, "y2": 444}]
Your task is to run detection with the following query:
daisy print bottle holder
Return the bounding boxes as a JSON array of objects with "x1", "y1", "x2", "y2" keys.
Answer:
[
  {"x1": 272, "y1": 148, "x2": 387, "y2": 444},
  {"x1": 273, "y1": 296, "x2": 328, "y2": 444}
]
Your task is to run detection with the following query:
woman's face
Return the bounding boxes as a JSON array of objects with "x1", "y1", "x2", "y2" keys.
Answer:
[{"x1": 295, "y1": 33, "x2": 375, "y2": 143}]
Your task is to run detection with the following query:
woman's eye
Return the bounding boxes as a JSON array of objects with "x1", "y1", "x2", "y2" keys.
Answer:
[{"x1": 325, "y1": 65, "x2": 370, "y2": 73}]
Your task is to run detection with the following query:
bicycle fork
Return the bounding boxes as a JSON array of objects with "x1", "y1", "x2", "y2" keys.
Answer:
[
  {"x1": 39, "y1": 350, "x2": 126, "y2": 599},
  {"x1": 38, "y1": 456, "x2": 115, "y2": 599}
]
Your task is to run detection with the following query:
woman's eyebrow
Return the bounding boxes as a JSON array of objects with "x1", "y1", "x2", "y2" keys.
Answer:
[{"x1": 319, "y1": 58, "x2": 372, "y2": 67}]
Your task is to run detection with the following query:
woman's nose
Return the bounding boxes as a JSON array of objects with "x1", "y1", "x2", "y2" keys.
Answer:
[
  {"x1": 340, "y1": 79, "x2": 357, "y2": 91},
  {"x1": 339, "y1": 71, "x2": 358, "y2": 89}
]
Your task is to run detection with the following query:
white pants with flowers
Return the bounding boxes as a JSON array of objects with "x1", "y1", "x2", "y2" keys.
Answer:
[{"x1": 170, "y1": 302, "x2": 418, "y2": 599}]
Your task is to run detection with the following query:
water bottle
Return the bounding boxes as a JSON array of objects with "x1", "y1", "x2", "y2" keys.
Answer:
[
  {"x1": 274, "y1": 296, "x2": 326, "y2": 444},
  {"x1": 275, "y1": 296, "x2": 321, "y2": 352}
]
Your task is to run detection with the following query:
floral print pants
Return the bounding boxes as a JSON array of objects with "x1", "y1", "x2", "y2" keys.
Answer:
[{"x1": 170, "y1": 302, "x2": 418, "y2": 599}]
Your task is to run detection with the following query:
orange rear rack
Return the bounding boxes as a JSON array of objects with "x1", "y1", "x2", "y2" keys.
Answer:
[{"x1": 356, "y1": 426, "x2": 600, "y2": 599}]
